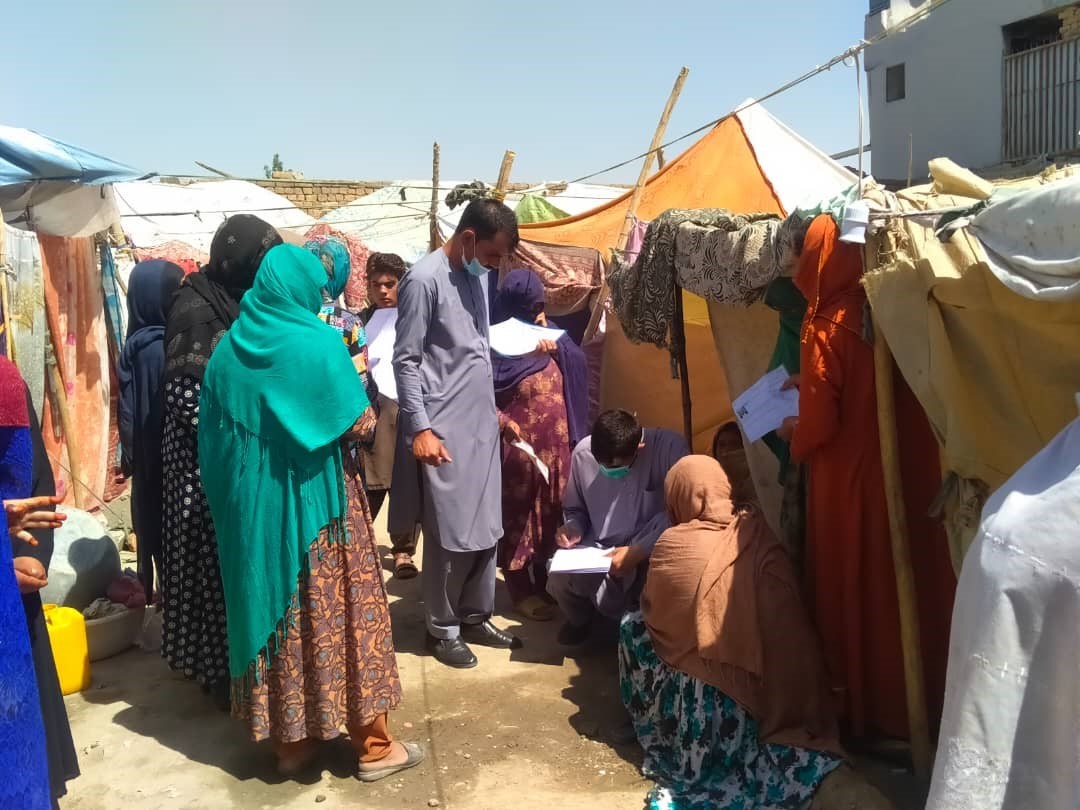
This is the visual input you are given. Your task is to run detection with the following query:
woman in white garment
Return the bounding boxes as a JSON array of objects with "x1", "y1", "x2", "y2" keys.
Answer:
[{"x1": 926, "y1": 400, "x2": 1080, "y2": 810}]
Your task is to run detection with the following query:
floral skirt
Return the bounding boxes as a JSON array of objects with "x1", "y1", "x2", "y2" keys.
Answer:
[
  {"x1": 233, "y1": 475, "x2": 402, "y2": 744},
  {"x1": 619, "y1": 612, "x2": 842, "y2": 810}
]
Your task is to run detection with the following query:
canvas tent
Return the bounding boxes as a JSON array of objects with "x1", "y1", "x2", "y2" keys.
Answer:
[
  {"x1": 114, "y1": 179, "x2": 316, "y2": 257},
  {"x1": 517, "y1": 101, "x2": 855, "y2": 529},
  {"x1": 0, "y1": 125, "x2": 146, "y2": 238},
  {"x1": 863, "y1": 163, "x2": 1080, "y2": 569},
  {"x1": 320, "y1": 181, "x2": 624, "y2": 263}
]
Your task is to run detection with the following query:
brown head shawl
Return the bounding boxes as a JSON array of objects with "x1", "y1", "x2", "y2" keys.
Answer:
[{"x1": 642, "y1": 455, "x2": 841, "y2": 753}]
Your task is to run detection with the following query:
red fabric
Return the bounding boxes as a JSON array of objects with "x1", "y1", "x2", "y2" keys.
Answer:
[
  {"x1": 304, "y1": 225, "x2": 372, "y2": 309},
  {"x1": 790, "y1": 215, "x2": 955, "y2": 740},
  {"x1": 0, "y1": 356, "x2": 29, "y2": 427},
  {"x1": 507, "y1": 240, "x2": 603, "y2": 316},
  {"x1": 40, "y1": 235, "x2": 110, "y2": 508},
  {"x1": 134, "y1": 243, "x2": 205, "y2": 275}
]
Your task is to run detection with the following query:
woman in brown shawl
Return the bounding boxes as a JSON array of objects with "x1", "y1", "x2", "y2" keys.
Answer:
[{"x1": 619, "y1": 454, "x2": 845, "y2": 810}]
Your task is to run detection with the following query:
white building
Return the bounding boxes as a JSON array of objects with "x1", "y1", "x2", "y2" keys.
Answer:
[{"x1": 865, "y1": 0, "x2": 1080, "y2": 182}]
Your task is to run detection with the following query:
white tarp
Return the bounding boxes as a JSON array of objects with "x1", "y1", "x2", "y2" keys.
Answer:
[
  {"x1": 321, "y1": 181, "x2": 625, "y2": 264},
  {"x1": 735, "y1": 100, "x2": 859, "y2": 215},
  {"x1": 114, "y1": 179, "x2": 315, "y2": 254},
  {"x1": 969, "y1": 177, "x2": 1080, "y2": 301},
  {"x1": 0, "y1": 182, "x2": 122, "y2": 238}
]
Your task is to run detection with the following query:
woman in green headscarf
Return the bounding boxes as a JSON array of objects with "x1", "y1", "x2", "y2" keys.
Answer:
[{"x1": 199, "y1": 244, "x2": 423, "y2": 781}]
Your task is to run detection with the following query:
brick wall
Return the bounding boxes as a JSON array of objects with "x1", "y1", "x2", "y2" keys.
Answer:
[
  {"x1": 252, "y1": 178, "x2": 389, "y2": 218},
  {"x1": 1061, "y1": 4, "x2": 1080, "y2": 40}
]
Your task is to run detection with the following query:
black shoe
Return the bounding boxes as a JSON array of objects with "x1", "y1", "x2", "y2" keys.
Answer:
[
  {"x1": 426, "y1": 634, "x2": 478, "y2": 669},
  {"x1": 557, "y1": 621, "x2": 591, "y2": 648},
  {"x1": 461, "y1": 620, "x2": 521, "y2": 649}
]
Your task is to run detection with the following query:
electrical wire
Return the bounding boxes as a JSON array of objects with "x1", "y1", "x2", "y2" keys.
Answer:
[
  {"x1": 116, "y1": 0, "x2": 958, "y2": 233},
  {"x1": 113, "y1": 186, "x2": 625, "y2": 219},
  {"x1": 565, "y1": 0, "x2": 959, "y2": 184}
]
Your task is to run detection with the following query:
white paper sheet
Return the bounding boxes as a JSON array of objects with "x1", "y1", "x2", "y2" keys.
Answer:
[
  {"x1": 732, "y1": 366, "x2": 799, "y2": 443},
  {"x1": 549, "y1": 546, "x2": 613, "y2": 575},
  {"x1": 489, "y1": 318, "x2": 566, "y2": 357},
  {"x1": 365, "y1": 307, "x2": 398, "y2": 402},
  {"x1": 511, "y1": 439, "x2": 550, "y2": 484}
]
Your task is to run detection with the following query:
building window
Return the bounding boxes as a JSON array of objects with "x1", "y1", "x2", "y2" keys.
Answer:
[
  {"x1": 1004, "y1": 12, "x2": 1063, "y2": 55},
  {"x1": 886, "y1": 64, "x2": 906, "y2": 102}
]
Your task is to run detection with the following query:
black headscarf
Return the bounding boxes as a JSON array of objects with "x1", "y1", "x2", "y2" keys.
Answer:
[
  {"x1": 164, "y1": 214, "x2": 282, "y2": 382},
  {"x1": 118, "y1": 260, "x2": 184, "y2": 598}
]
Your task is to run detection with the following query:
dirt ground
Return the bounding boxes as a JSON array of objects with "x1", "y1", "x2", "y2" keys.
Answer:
[{"x1": 61, "y1": 514, "x2": 927, "y2": 810}]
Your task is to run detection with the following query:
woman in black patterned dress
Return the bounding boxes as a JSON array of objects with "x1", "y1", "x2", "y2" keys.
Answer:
[{"x1": 160, "y1": 215, "x2": 282, "y2": 706}]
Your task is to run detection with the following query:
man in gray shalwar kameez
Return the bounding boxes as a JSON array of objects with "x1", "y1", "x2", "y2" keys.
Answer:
[{"x1": 390, "y1": 199, "x2": 524, "y2": 669}]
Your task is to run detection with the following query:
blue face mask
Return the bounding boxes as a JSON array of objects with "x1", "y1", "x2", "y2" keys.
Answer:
[
  {"x1": 599, "y1": 464, "x2": 631, "y2": 480},
  {"x1": 462, "y1": 243, "x2": 490, "y2": 277}
]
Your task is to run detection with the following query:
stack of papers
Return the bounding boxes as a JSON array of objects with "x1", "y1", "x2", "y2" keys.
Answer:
[
  {"x1": 489, "y1": 318, "x2": 566, "y2": 357},
  {"x1": 731, "y1": 366, "x2": 799, "y2": 443},
  {"x1": 549, "y1": 546, "x2": 612, "y2": 575},
  {"x1": 365, "y1": 308, "x2": 398, "y2": 401}
]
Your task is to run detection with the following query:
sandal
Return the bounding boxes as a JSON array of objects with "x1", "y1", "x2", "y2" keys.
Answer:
[
  {"x1": 393, "y1": 553, "x2": 418, "y2": 580},
  {"x1": 356, "y1": 741, "x2": 425, "y2": 783},
  {"x1": 515, "y1": 594, "x2": 556, "y2": 622}
]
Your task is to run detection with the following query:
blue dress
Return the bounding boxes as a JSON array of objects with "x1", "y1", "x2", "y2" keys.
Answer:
[
  {"x1": 619, "y1": 611, "x2": 842, "y2": 810},
  {"x1": 0, "y1": 423, "x2": 52, "y2": 810}
]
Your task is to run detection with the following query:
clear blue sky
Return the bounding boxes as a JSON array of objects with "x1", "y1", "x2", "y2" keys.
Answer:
[{"x1": 1, "y1": 1, "x2": 871, "y2": 184}]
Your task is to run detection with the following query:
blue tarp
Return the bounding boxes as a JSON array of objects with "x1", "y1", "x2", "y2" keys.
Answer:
[{"x1": 0, "y1": 125, "x2": 145, "y2": 187}]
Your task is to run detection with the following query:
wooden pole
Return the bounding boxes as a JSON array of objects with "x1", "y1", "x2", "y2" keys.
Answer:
[
  {"x1": 0, "y1": 213, "x2": 9, "y2": 362},
  {"x1": 872, "y1": 316, "x2": 932, "y2": 781},
  {"x1": 493, "y1": 150, "x2": 516, "y2": 201},
  {"x1": 672, "y1": 283, "x2": 693, "y2": 447},
  {"x1": 1, "y1": 272, "x2": 13, "y2": 362},
  {"x1": 44, "y1": 310, "x2": 83, "y2": 511},
  {"x1": 583, "y1": 66, "x2": 690, "y2": 343},
  {"x1": 429, "y1": 142, "x2": 441, "y2": 253}
]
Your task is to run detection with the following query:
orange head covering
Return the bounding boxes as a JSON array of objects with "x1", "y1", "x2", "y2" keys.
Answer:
[
  {"x1": 643, "y1": 455, "x2": 841, "y2": 751},
  {"x1": 794, "y1": 214, "x2": 866, "y2": 341}
]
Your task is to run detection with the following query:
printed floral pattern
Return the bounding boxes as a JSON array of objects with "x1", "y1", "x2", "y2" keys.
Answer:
[
  {"x1": 496, "y1": 359, "x2": 570, "y2": 601},
  {"x1": 619, "y1": 611, "x2": 842, "y2": 810},
  {"x1": 234, "y1": 459, "x2": 401, "y2": 743}
]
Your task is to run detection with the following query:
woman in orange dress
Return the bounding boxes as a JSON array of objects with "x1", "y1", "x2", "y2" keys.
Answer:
[{"x1": 781, "y1": 214, "x2": 955, "y2": 740}]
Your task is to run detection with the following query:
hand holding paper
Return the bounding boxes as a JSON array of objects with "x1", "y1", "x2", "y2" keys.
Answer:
[
  {"x1": 365, "y1": 307, "x2": 398, "y2": 402},
  {"x1": 550, "y1": 546, "x2": 612, "y2": 575},
  {"x1": 732, "y1": 366, "x2": 800, "y2": 443},
  {"x1": 489, "y1": 318, "x2": 566, "y2": 357}
]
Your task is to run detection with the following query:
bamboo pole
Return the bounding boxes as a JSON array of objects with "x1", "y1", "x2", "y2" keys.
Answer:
[
  {"x1": 493, "y1": 150, "x2": 516, "y2": 201},
  {"x1": 672, "y1": 283, "x2": 693, "y2": 447},
  {"x1": 44, "y1": 301, "x2": 84, "y2": 510},
  {"x1": 583, "y1": 66, "x2": 690, "y2": 344},
  {"x1": 872, "y1": 316, "x2": 932, "y2": 781},
  {"x1": 0, "y1": 214, "x2": 9, "y2": 362},
  {"x1": 1, "y1": 272, "x2": 13, "y2": 362},
  {"x1": 429, "y1": 142, "x2": 441, "y2": 253}
]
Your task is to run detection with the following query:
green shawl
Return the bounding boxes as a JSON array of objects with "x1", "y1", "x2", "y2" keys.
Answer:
[
  {"x1": 761, "y1": 278, "x2": 807, "y2": 479},
  {"x1": 199, "y1": 244, "x2": 368, "y2": 680}
]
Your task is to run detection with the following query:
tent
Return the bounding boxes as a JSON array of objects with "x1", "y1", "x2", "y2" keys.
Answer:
[
  {"x1": 320, "y1": 181, "x2": 624, "y2": 263},
  {"x1": 517, "y1": 102, "x2": 856, "y2": 529},
  {"x1": 863, "y1": 162, "x2": 1080, "y2": 569},
  {"x1": 0, "y1": 125, "x2": 146, "y2": 237},
  {"x1": 114, "y1": 179, "x2": 316, "y2": 257}
]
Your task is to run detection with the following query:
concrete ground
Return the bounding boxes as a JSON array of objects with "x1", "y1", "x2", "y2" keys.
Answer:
[{"x1": 62, "y1": 514, "x2": 927, "y2": 810}]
